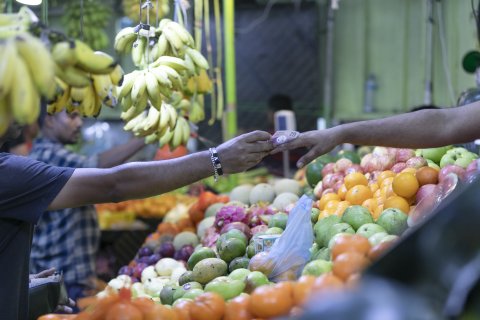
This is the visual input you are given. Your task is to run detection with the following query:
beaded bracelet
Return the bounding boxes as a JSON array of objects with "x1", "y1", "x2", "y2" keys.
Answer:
[{"x1": 208, "y1": 147, "x2": 223, "y2": 182}]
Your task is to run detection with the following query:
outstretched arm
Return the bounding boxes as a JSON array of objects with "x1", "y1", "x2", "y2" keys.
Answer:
[
  {"x1": 48, "y1": 131, "x2": 273, "y2": 210},
  {"x1": 96, "y1": 137, "x2": 146, "y2": 168},
  {"x1": 274, "y1": 102, "x2": 480, "y2": 168}
]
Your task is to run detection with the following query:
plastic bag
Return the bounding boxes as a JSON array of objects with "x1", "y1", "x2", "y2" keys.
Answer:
[{"x1": 249, "y1": 195, "x2": 313, "y2": 282}]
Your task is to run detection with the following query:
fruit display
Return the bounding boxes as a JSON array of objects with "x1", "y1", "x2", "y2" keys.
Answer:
[
  {"x1": 61, "y1": 0, "x2": 111, "y2": 50},
  {"x1": 114, "y1": 18, "x2": 211, "y2": 149}
]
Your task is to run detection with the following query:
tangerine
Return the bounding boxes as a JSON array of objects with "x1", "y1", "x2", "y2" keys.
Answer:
[
  {"x1": 344, "y1": 172, "x2": 368, "y2": 190},
  {"x1": 332, "y1": 252, "x2": 370, "y2": 281},
  {"x1": 376, "y1": 170, "x2": 395, "y2": 187},
  {"x1": 337, "y1": 184, "x2": 348, "y2": 200},
  {"x1": 416, "y1": 166, "x2": 439, "y2": 186},
  {"x1": 333, "y1": 201, "x2": 351, "y2": 216},
  {"x1": 361, "y1": 198, "x2": 377, "y2": 214},
  {"x1": 331, "y1": 234, "x2": 371, "y2": 260},
  {"x1": 392, "y1": 172, "x2": 419, "y2": 198},
  {"x1": 384, "y1": 196, "x2": 410, "y2": 213},
  {"x1": 318, "y1": 193, "x2": 341, "y2": 210},
  {"x1": 311, "y1": 273, "x2": 344, "y2": 292},
  {"x1": 345, "y1": 185, "x2": 373, "y2": 205}
]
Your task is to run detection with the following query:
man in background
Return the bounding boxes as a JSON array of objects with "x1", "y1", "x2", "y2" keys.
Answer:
[{"x1": 29, "y1": 110, "x2": 146, "y2": 308}]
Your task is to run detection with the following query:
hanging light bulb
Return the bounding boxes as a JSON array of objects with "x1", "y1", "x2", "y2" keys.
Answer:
[{"x1": 15, "y1": 0, "x2": 42, "y2": 5}]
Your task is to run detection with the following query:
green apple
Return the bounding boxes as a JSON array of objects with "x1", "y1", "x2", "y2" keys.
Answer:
[
  {"x1": 326, "y1": 223, "x2": 355, "y2": 245},
  {"x1": 311, "y1": 208, "x2": 320, "y2": 224},
  {"x1": 182, "y1": 288, "x2": 204, "y2": 300},
  {"x1": 244, "y1": 271, "x2": 270, "y2": 293},
  {"x1": 312, "y1": 247, "x2": 331, "y2": 261},
  {"x1": 440, "y1": 148, "x2": 477, "y2": 168},
  {"x1": 301, "y1": 259, "x2": 332, "y2": 276},
  {"x1": 368, "y1": 232, "x2": 389, "y2": 246},
  {"x1": 228, "y1": 268, "x2": 251, "y2": 282},
  {"x1": 426, "y1": 159, "x2": 440, "y2": 170},
  {"x1": 341, "y1": 205, "x2": 374, "y2": 231},
  {"x1": 356, "y1": 223, "x2": 387, "y2": 239},
  {"x1": 328, "y1": 232, "x2": 352, "y2": 251},
  {"x1": 314, "y1": 215, "x2": 341, "y2": 247},
  {"x1": 417, "y1": 146, "x2": 452, "y2": 164}
]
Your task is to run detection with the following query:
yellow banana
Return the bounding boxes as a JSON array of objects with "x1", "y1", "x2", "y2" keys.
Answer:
[
  {"x1": 114, "y1": 27, "x2": 137, "y2": 54},
  {"x1": 166, "y1": 21, "x2": 194, "y2": 46},
  {"x1": 10, "y1": 55, "x2": 40, "y2": 125},
  {"x1": 109, "y1": 64, "x2": 124, "y2": 86},
  {"x1": 157, "y1": 65, "x2": 183, "y2": 89},
  {"x1": 144, "y1": 71, "x2": 162, "y2": 108},
  {"x1": 152, "y1": 56, "x2": 187, "y2": 72},
  {"x1": 118, "y1": 71, "x2": 139, "y2": 100},
  {"x1": 174, "y1": 99, "x2": 191, "y2": 112},
  {"x1": 169, "y1": 118, "x2": 183, "y2": 150},
  {"x1": 158, "y1": 19, "x2": 172, "y2": 32},
  {"x1": 131, "y1": 37, "x2": 147, "y2": 68},
  {"x1": 162, "y1": 26, "x2": 184, "y2": 51},
  {"x1": 51, "y1": 41, "x2": 77, "y2": 67},
  {"x1": 141, "y1": 106, "x2": 161, "y2": 135},
  {"x1": 150, "y1": 67, "x2": 173, "y2": 88},
  {"x1": 185, "y1": 47, "x2": 209, "y2": 70},
  {"x1": 55, "y1": 64, "x2": 92, "y2": 88},
  {"x1": 158, "y1": 127, "x2": 174, "y2": 148},
  {"x1": 184, "y1": 54, "x2": 197, "y2": 76},
  {"x1": 0, "y1": 38, "x2": 17, "y2": 99},
  {"x1": 80, "y1": 84, "x2": 99, "y2": 117},
  {"x1": 70, "y1": 86, "x2": 88, "y2": 106},
  {"x1": 121, "y1": 93, "x2": 133, "y2": 112},
  {"x1": 144, "y1": 132, "x2": 158, "y2": 144},
  {"x1": 156, "y1": 34, "x2": 169, "y2": 58},
  {"x1": 92, "y1": 74, "x2": 112, "y2": 100},
  {"x1": 158, "y1": 102, "x2": 171, "y2": 131},
  {"x1": 165, "y1": 103, "x2": 178, "y2": 129},
  {"x1": 124, "y1": 111, "x2": 147, "y2": 131},
  {"x1": 131, "y1": 72, "x2": 147, "y2": 104},
  {"x1": 74, "y1": 40, "x2": 117, "y2": 74}
]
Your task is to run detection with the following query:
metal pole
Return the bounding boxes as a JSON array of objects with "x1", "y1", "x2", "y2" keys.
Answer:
[
  {"x1": 424, "y1": 0, "x2": 434, "y2": 105},
  {"x1": 323, "y1": 0, "x2": 335, "y2": 127},
  {"x1": 223, "y1": 0, "x2": 237, "y2": 141}
]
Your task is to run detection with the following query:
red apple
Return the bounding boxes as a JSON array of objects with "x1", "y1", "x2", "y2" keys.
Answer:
[
  {"x1": 313, "y1": 181, "x2": 324, "y2": 198},
  {"x1": 406, "y1": 156, "x2": 427, "y2": 169},
  {"x1": 361, "y1": 153, "x2": 373, "y2": 169},
  {"x1": 439, "y1": 164, "x2": 465, "y2": 182},
  {"x1": 333, "y1": 180, "x2": 344, "y2": 192},
  {"x1": 377, "y1": 154, "x2": 395, "y2": 170},
  {"x1": 362, "y1": 156, "x2": 383, "y2": 173},
  {"x1": 251, "y1": 225, "x2": 269, "y2": 235},
  {"x1": 322, "y1": 172, "x2": 344, "y2": 189},
  {"x1": 391, "y1": 162, "x2": 407, "y2": 173},
  {"x1": 321, "y1": 163, "x2": 336, "y2": 177},
  {"x1": 396, "y1": 149, "x2": 416, "y2": 163},
  {"x1": 321, "y1": 188, "x2": 335, "y2": 196},
  {"x1": 416, "y1": 184, "x2": 437, "y2": 203},
  {"x1": 372, "y1": 146, "x2": 389, "y2": 157},
  {"x1": 345, "y1": 164, "x2": 363, "y2": 175},
  {"x1": 334, "y1": 158, "x2": 353, "y2": 173}
]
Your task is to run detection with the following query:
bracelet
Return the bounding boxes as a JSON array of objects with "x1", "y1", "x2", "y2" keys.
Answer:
[{"x1": 208, "y1": 147, "x2": 223, "y2": 182}]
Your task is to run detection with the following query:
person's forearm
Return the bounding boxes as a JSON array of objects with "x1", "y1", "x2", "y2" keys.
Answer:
[
  {"x1": 97, "y1": 138, "x2": 145, "y2": 168},
  {"x1": 108, "y1": 150, "x2": 213, "y2": 202},
  {"x1": 333, "y1": 108, "x2": 476, "y2": 148}
]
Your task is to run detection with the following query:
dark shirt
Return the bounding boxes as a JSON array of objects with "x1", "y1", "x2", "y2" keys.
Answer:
[{"x1": 0, "y1": 153, "x2": 74, "y2": 320}]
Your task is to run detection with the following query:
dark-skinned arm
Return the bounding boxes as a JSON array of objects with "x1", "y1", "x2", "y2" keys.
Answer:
[
  {"x1": 96, "y1": 137, "x2": 146, "y2": 168},
  {"x1": 48, "y1": 131, "x2": 273, "y2": 210},
  {"x1": 274, "y1": 102, "x2": 480, "y2": 168}
]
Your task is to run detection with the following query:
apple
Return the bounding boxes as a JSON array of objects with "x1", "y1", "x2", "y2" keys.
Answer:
[
  {"x1": 244, "y1": 271, "x2": 270, "y2": 293},
  {"x1": 426, "y1": 159, "x2": 440, "y2": 170},
  {"x1": 396, "y1": 149, "x2": 416, "y2": 163},
  {"x1": 391, "y1": 162, "x2": 407, "y2": 173},
  {"x1": 439, "y1": 164, "x2": 465, "y2": 182},
  {"x1": 344, "y1": 164, "x2": 363, "y2": 175},
  {"x1": 228, "y1": 268, "x2": 251, "y2": 282},
  {"x1": 406, "y1": 156, "x2": 427, "y2": 169},
  {"x1": 372, "y1": 146, "x2": 389, "y2": 157},
  {"x1": 322, "y1": 188, "x2": 335, "y2": 196},
  {"x1": 440, "y1": 148, "x2": 478, "y2": 168},
  {"x1": 361, "y1": 155, "x2": 384, "y2": 173},
  {"x1": 368, "y1": 232, "x2": 389, "y2": 246},
  {"x1": 356, "y1": 223, "x2": 387, "y2": 239},
  {"x1": 417, "y1": 146, "x2": 452, "y2": 164},
  {"x1": 322, "y1": 173, "x2": 344, "y2": 189},
  {"x1": 415, "y1": 184, "x2": 437, "y2": 203},
  {"x1": 333, "y1": 180, "x2": 344, "y2": 192},
  {"x1": 321, "y1": 163, "x2": 336, "y2": 177},
  {"x1": 301, "y1": 260, "x2": 332, "y2": 277},
  {"x1": 334, "y1": 158, "x2": 353, "y2": 173},
  {"x1": 377, "y1": 154, "x2": 395, "y2": 170}
]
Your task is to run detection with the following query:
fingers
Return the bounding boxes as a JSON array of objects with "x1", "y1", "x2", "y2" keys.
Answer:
[
  {"x1": 54, "y1": 305, "x2": 73, "y2": 313},
  {"x1": 243, "y1": 130, "x2": 272, "y2": 143},
  {"x1": 249, "y1": 140, "x2": 274, "y2": 153},
  {"x1": 33, "y1": 267, "x2": 56, "y2": 279},
  {"x1": 297, "y1": 149, "x2": 320, "y2": 168},
  {"x1": 270, "y1": 139, "x2": 304, "y2": 154}
]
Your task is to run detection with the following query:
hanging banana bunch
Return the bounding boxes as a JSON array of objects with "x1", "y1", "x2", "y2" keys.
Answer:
[
  {"x1": 115, "y1": 0, "x2": 212, "y2": 150},
  {"x1": 62, "y1": 0, "x2": 111, "y2": 50},
  {"x1": 122, "y1": 0, "x2": 170, "y2": 23}
]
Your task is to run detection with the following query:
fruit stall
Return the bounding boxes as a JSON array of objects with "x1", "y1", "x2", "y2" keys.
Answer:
[{"x1": 1, "y1": 0, "x2": 480, "y2": 319}]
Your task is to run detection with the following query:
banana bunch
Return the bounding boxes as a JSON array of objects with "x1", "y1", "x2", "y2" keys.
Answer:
[
  {"x1": 122, "y1": 0, "x2": 170, "y2": 24},
  {"x1": 123, "y1": 101, "x2": 191, "y2": 149},
  {"x1": 62, "y1": 0, "x2": 111, "y2": 50},
  {"x1": 0, "y1": 32, "x2": 58, "y2": 135}
]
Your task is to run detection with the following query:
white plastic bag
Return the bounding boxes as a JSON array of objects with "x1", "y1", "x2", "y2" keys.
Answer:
[{"x1": 262, "y1": 195, "x2": 314, "y2": 281}]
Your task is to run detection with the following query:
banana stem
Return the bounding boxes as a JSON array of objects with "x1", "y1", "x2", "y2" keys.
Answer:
[
  {"x1": 213, "y1": 0, "x2": 223, "y2": 120},
  {"x1": 204, "y1": 0, "x2": 216, "y2": 125},
  {"x1": 194, "y1": 0, "x2": 203, "y2": 51}
]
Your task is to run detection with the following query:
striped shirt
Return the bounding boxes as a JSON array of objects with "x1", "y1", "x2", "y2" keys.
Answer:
[{"x1": 29, "y1": 137, "x2": 100, "y2": 288}]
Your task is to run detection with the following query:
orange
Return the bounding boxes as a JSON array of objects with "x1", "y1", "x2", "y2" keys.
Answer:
[
  {"x1": 361, "y1": 198, "x2": 377, "y2": 214},
  {"x1": 331, "y1": 234, "x2": 371, "y2": 260},
  {"x1": 384, "y1": 196, "x2": 410, "y2": 214},
  {"x1": 293, "y1": 275, "x2": 316, "y2": 306},
  {"x1": 345, "y1": 185, "x2": 373, "y2": 205},
  {"x1": 401, "y1": 167, "x2": 417, "y2": 174},
  {"x1": 372, "y1": 204, "x2": 384, "y2": 220},
  {"x1": 318, "y1": 211, "x2": 330, "y2": 221},
  {"x1": 392, "y1": 172, "x2": 419, "y2": 198},
  {"x1": 318, "y1": 193, "x2": 341, "y2": 210},
  {"x1": 311, "y1": 273, "x2": 344, "y2": 293},
  {"x1": 380, "y1": 176, "x2": 394, "y2": 188},
  {"x1": 380, "y1": 184, "x2": 396, "y2": 198},
  {"x1": 249, "y1": 282, "x2": 294, "y2": 318},
  {"x1": 416, "y1": 166, "x2": 439, "y2": 186},
  {"x1": 323, "y1": 199, "x2": 340, "y2": 214},
  {"x1": 376, "y1": 170, "x2": 395, "y2": 187},
  {"x1": 344, "y1": 172, "x2": 368, "y2": 190},
  {"x1": 337, "y1": 184, "x2": 348, "y2": 200},
  {"x1": 333, "y1": 201, "x2": 350, "y2": 216},
  {"x1": 369, "y1": 183, "x2": 379, "y2": 194},
  {"x1": 332, "y1": 252, "x2": 370, "y2": 281}
]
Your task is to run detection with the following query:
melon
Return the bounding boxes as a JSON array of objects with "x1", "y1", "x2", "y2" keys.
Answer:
[
  {"x1": 249, "y1": 183, "x2": 276, "y2": 205},
  {"x1": 229, "y1": 185, "x2": 254, "y2": 205},
  {"x1": 272, "y1": 192, "x2": 299, "y2": 211},
  {"x1": 173, "y1": 231, "x2": 199, "y2": 251},
  {"x1": 274, "y1": 179, "x2": 301, "y2": 196}
]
